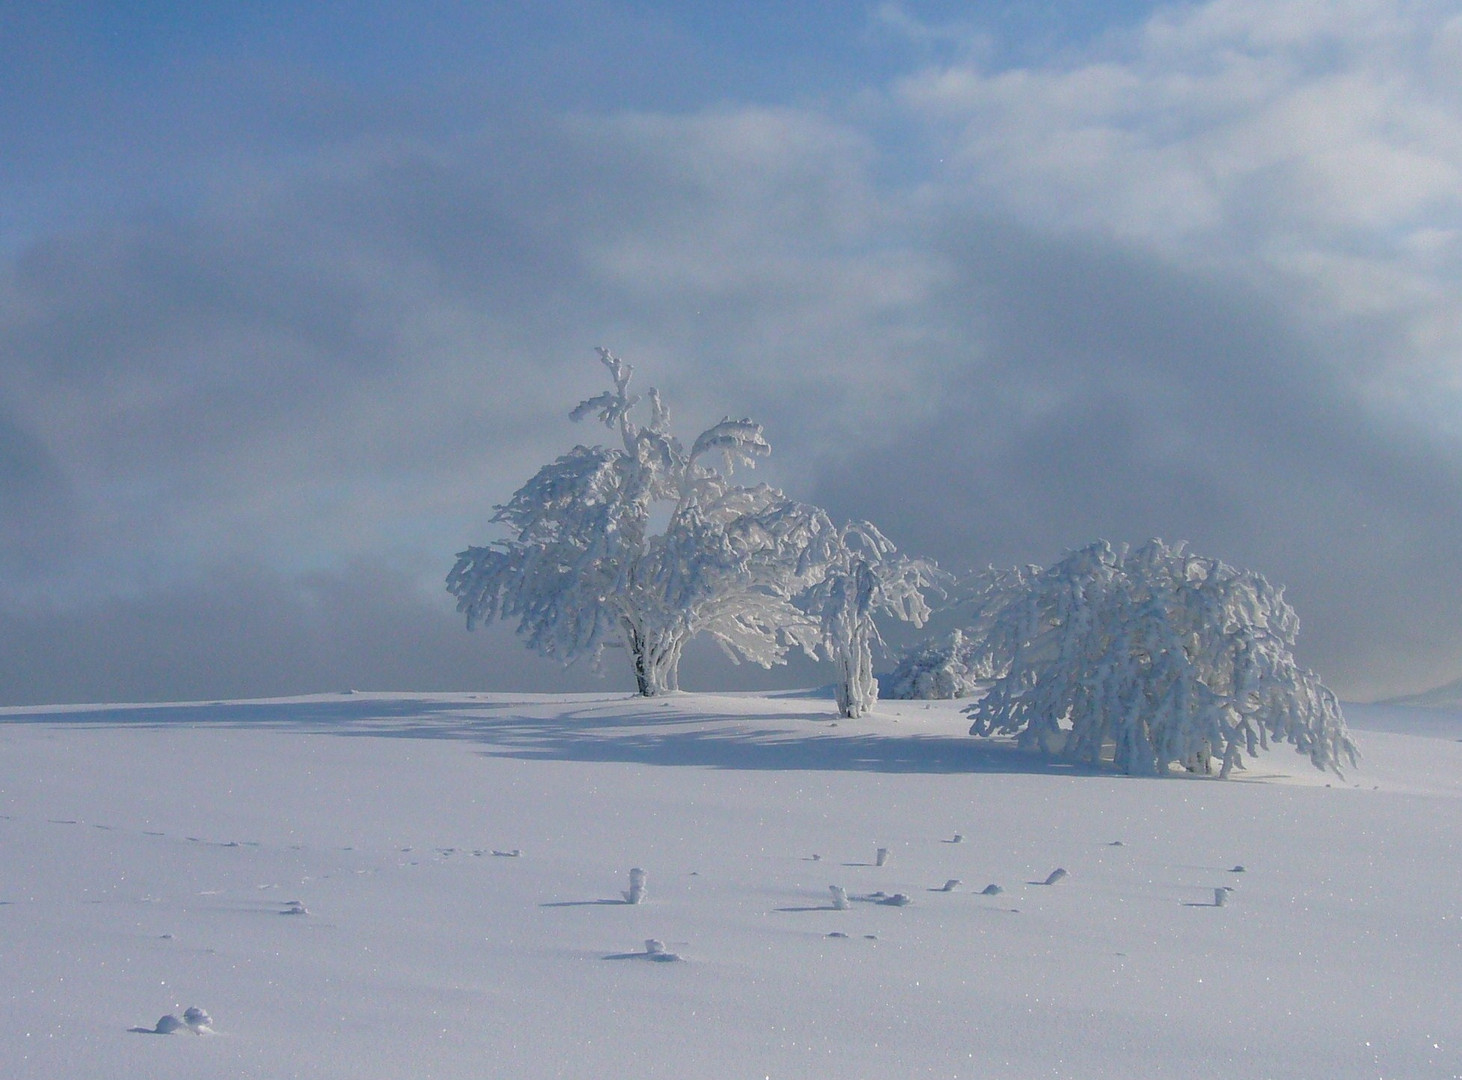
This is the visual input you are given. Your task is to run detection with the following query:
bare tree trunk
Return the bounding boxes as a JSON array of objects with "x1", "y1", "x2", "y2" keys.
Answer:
[{"x1": 623, "y1": 619, "x2": 653, "y2": 697}]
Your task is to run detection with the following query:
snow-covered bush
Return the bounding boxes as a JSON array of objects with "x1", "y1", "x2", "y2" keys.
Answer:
[
  {"x1": 963, "y1": 539, "x2": 1357, "y2": 778},
  {"x1": 883, "y1": 629, "x2": 999, "y2": 700},
  {"x1": 448, "y1": 349, "x2": 825, "y2": 695}
]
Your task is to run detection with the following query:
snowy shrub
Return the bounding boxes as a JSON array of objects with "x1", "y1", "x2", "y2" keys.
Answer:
[
  {"x1": 448, "y1": 349, "x2": 826, "y2": 695},
  {"x1": 963, "y1": 539, "x2": 1358, "y2": 778},
  {"x1": 883, "y1": 629, "x2": 998, "y2": 700}
]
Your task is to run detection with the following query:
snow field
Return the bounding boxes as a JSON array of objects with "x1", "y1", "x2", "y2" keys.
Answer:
[{"x1": 1, "y1": 692, "x2": 1459, "y2": 1078}]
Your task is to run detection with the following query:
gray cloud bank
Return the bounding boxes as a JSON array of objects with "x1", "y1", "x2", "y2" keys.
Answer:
[{"x1": 3, "y1": 2, "x2": 1461, "y2": 704}]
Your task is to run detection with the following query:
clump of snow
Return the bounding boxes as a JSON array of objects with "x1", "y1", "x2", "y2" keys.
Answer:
[
  {"x1": 153, "y1": 1014, "x2": 185, "y2": 1034},
  {"x1": 643, "y1": 939, "x2": 680, "y2": 961},
  {"x1": 829, "y1": 885, "x2": 850, "y2": 910},
  {"x1": 980, "y1": 883, "x2": 1004, "y2": 896},
  {"x1": 934, "y1": 879, "x2": 961, "y2": 892},
  {"x1": 1041, "y1": 868, "x2": 1068, "y2": 885},
  {"x1": 853, "y1": 891, "x2": 912, "y2": 906},
  {"x1": 605, "y1": 939, "x2": 682, "y2": 962},
  {"x1": 140, "y1": 1007, "x2": 211, "y2": 1035},
  {"x1": 623, "y1": 867, "x2": 647, "y2": 904}
]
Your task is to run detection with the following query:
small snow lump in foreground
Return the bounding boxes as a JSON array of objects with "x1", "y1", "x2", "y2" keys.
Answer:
[{"x1": 144, "y1": 1006, "x2": 212, "y2": 1035}]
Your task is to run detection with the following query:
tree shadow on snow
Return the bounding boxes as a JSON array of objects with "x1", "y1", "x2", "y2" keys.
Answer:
[
  {"x1": 462, "y1": 714, "x2": 1098, "y2": 777},
  {"x1": 0, "y1": 694, "x2": 1103, "y2": 778}
]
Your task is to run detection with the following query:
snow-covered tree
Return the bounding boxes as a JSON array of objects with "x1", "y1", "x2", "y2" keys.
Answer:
[
  {"x1": 798, "y1": 521, "x2": 940, "y2": 719},
  {"x1": 962, "y1": 540, "x2": 1357, "y2": 777},
  {"x1": 447, "y1": 349, "x2": 823, "y2": 695}
]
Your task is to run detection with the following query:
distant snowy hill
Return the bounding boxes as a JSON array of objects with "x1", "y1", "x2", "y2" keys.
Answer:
[{"x1": 1379, "y1": 674, "x2": 1462, "y2": 709}]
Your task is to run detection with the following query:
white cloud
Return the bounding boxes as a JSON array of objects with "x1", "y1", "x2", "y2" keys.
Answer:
[{"x1": 895, "y1": 0, "x2": 1462, "y2": 317}]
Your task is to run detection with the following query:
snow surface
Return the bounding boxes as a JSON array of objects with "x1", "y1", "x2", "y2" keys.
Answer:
[{"x1": 1, "y1": 690, "x2": 1459, "y2": 1079}]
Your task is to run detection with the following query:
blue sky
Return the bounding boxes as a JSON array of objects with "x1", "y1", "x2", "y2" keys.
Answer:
[{"x1": 3, "y1": 1, "x2": 1462, "y2": 703}]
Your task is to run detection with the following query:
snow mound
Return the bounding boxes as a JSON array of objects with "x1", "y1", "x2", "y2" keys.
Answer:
[{"x1": 137, "y1": 1007, "x2": 212, "y2": 1035}]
